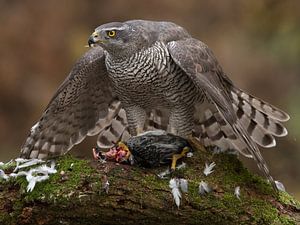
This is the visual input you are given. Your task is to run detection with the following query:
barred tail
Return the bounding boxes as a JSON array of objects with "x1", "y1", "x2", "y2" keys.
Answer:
[
  {"x1": 96, "y1": 101, "x2": 129, "y2": 149},
  {"x1": 193, "y1": 89, "x2": 289, "y2": 189}
]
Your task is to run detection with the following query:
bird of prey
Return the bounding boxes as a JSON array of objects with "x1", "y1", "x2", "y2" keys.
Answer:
[{"x1": 20, "y1": 20, "x2": 289, "y2": 189}]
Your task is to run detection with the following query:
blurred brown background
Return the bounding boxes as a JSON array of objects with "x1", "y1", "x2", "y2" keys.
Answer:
[{"x1": 0, "y1": 0, "x2": 299, "y2": 199}]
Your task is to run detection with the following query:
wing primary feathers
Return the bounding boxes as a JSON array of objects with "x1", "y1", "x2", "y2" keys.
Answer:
[{"x1": 168, "y1": 38, "x2": 279, "y2": 190}]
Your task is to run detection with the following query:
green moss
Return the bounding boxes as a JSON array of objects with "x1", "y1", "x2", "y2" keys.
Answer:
[
  {"x1": 14, "y1": 155, "x2": 97, "y2": 203},
  {"x1": 250, "y1": 199, "x2": 279, "y2": 223},
  {"x1": 0, "y1": 213, "x2": 13, "y2": 225},
  {"x1": 249, "y1": 198, "x2": 296, "y2": 225},
  {"x1": 278, "y1": 191, "x2": 300, "y2": 209},
  {"x1": 146, "y1": 149, "x2": 297, "y2": 224},
  {"x1": 278, "y1": 215, "x2": 297, "y2": 225},
  {"x1": 0, "y1": 161, "x2": 16, "y2": 171}
]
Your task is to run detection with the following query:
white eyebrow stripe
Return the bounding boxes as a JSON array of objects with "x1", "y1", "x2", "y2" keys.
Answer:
[{"x1": 101, "y1": 27, "x2": 126, "y2": 31}]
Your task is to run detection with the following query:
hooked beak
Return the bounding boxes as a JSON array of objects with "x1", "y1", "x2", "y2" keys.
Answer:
[{"x1": 88, "y1": 31, "x2": 104, "y2": 47}]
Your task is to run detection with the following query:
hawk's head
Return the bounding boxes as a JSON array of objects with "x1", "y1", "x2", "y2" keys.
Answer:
[{"x1": 88, "y1": 22, "x2": 144, "y2": 59}]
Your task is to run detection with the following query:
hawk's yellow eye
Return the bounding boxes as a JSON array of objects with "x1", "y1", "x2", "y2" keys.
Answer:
[{"x1": 107, "y1": 30, "x2": 116, "y2": 37}]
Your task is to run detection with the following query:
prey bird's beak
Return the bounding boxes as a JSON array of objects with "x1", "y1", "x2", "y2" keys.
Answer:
[{"x1": 88, "y1": 31, "x2": 103, "y2": 47}]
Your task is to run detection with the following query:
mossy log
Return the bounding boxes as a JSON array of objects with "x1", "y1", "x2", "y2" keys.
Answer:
[{"x1": 0, "y1": 142, "x2": 299, "y2": 225}]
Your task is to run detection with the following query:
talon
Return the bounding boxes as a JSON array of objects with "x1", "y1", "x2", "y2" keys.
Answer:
[{"x1": 171, "y1": 147, "x2": 190, "y2": 170}]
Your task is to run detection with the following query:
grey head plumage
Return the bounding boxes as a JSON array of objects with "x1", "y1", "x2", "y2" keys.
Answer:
[
  {"x1": 88, "y1": 22, "x2": 141, "y2": 59},
  {"x1": 88, "y1": 20, "x2": 190, "y2": 59}
]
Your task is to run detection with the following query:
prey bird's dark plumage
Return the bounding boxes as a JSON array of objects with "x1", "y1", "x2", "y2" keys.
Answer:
[
  {"x1": 20, "y1": 20, "x2": 289, "y2": 189},
  {"x1": 125, "y1": 130, "x2": 192, "y2": 168}
]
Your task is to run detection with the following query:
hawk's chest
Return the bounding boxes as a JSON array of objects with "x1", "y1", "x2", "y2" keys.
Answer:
[{"x1": 104, "y1": 42, "x2": 171, "y2": 94}]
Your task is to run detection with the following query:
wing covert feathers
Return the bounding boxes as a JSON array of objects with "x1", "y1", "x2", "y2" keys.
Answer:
[{"x1": 20, "y1": 47, "x2": 115, "y2": 159}]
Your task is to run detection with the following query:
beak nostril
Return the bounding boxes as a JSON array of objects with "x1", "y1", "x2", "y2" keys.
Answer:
[{"x1": 88, "y1": 32, "x2": 102, "y2": 47}]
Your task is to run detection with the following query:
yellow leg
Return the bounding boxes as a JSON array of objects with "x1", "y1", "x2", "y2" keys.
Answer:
[
  {"x1": 188, "y1": 137, "x2": 206, "y2": 152},
  {"x1": 171, "y1": 147, "x2": 190, "y2": 170}
]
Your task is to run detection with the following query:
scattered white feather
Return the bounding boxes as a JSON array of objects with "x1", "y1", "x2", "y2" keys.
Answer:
[
  {"x1": 176, "y1": 162, "x2": 186, "y2": 170},
  {"x1": 275, "y1": 180, "x2": 286, "y2": 192},
  {"x1": 0, "y1": 169, "x2": 9, "y2": 180},
  {"x1": 50, "y1": 160, "x2": 56, "y2": 169},
  {"x1": 17, "y1": 159, "x2": 44, "y2": 169},
  {"x1": 186, "y1": 152, "x2": 193, "y2": 158},
  {"x1": 37, "y1": 164, "x2": 57, "y2": 174},
  {"x1": 158, "y1": 162, "x2": 187, "y2": 179},
  {"x1": 169, "y1": 178, "x2": 181, "y2": 208},
  {"x1": 128, "y1": 154, "x2": 135, "y2": 165},
  {"x1": 0, "y1": 162, "x2": 4, "y2": 167},
  {"x1": 103, "y1": 180, "x2": 110, "y2": 194},
  {"x1": 179, "y1": 179, "x2": 188, "y2": 193},
  {"x1": 25, "y1": 162, "x2": 57, "y2": 192},
  {"x1": 203, "y1": 162, "x2": 216, "y2": 176},
  {"x1": 14, "y1": 158, "x2": 44, "y2": 172},
  {"x1": 234, "y1": 186, "x2": 241, "y2": 199},
  {"x1": 97, "y1": 156, "x2": 107, "y2": 164},
  {"x1": 158, "y1": 169, "x2": 171, "y2": 179},
  {"x1": 199, "y1": 181, "x2": 212, "y2": 195},
  {"x1": 15, "y1": 158, "x2": 30, "y2": 163},
  {"x1": 26, "y1": 172, "x2": 49, "y2": 192},
  {"x1": 0, "y1": 158, "x2": 57, "y2": 192},
  {"x1": 9, "y1": 171, "x2": 28, "y2": 178}
]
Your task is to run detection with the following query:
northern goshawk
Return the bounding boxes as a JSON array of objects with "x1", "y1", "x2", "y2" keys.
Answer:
[{"x1": 20, "y1": 20, "x2": 289, "y2": 189}]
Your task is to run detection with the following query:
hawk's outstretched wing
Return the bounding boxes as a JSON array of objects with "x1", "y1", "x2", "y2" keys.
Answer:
[
  {"x1": 167, "y1": 38, "x2": 289, "y2": 190},
  {"x1": 20, "y1": 47, "x2": 118, "y2": 159}
]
